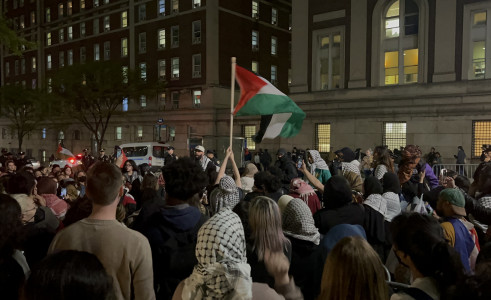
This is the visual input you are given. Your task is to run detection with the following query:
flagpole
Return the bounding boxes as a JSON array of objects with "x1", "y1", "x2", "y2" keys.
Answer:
[{"x1": 230, "y1": 57, "x2": 237, "y2": 149}]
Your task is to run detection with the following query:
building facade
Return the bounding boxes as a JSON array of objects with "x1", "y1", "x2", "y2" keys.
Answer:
[
  {"x1": 0, "y1": 0, "x2": 291, "y2": 161},
  {"x1": 287, "y1": 0, "x2": 491, "y2": 163}
]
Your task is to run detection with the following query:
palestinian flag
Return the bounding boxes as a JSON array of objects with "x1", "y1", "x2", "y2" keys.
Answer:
[
  {"x1": 233, "y1": 65, "x2": 305, "y2": 143},
  {"x1": 57, "y1": 144, "x2": 74, "y2": 157}
]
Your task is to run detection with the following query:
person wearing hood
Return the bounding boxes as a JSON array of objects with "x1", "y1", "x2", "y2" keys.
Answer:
[
  {"x1": 139, "y1": 157, "x2": 209, "y2": 299},
  {"x1": 334, "y1": 147, "x2": 363, "y2": 193},
  {"x1": 241, "y1": 163, "x2": 259, "y2": 194},
  {"x1": 306, "y1": 150, "x2": 331, "y2": 187},
  {"x1": 280, "y1": 197, "x2": 320, "y2": 294},
  {"x1": 288, "y1": 178, "x2": 321, "y2": 215},
  {"x1": 362, "y1": 176, "x2": 388, "y2": 261},
  {"x1": 274, "y1": 148, "x2": 298, "y2": 187},
  {"x1": 313, "y1": 176, "x2": 365, "y2": 235}
]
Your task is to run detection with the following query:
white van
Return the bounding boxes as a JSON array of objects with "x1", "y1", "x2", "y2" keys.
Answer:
[{"x1": 120, "y1": 142, "x2": 170, "y2": 170}]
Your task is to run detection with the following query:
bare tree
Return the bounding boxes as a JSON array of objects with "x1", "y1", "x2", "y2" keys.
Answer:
[{"x1": 52, "y1": 61, "x2": 163, "y2": 151}]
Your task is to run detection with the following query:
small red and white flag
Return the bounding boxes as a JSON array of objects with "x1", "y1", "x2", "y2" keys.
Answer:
[{"x1": 57, "y1": 144, "x2": 74, "y2": 157}]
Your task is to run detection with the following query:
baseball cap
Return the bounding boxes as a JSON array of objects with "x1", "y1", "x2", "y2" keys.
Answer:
[
  {"x1": 439, "y1": 188, "x2": 466, "y2": 216},
  {"x1": 195, "y1": 145, "x2": 205, "y2": 152}
]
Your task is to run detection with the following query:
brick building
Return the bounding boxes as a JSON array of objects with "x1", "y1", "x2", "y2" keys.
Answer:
[{"x1": 0, "y1": 0, "x2": 291, "y2": 161}]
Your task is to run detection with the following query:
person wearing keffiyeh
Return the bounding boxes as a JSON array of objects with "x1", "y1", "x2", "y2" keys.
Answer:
[
  {"x1": 288, "y1": 178, "x2": 321, "y2": 215},
  {"x1": 173, "y1": 209, "x2": 304, "y2": 300},
  {"x1": 209, "y1": 176, "x2": 241, "y2": 215},
  {"x1": 362, "y1": 176, "x2": 388, "y2": 261},
  {"x1": 280, "y1": 198, "x2": 320, "y2": 295},
  {"x1": 306, "y1": 150, "x2": 331, "y2": 187}
]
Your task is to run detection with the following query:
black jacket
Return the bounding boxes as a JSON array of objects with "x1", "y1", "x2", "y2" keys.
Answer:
[{"x1": 313, "y1": 203, "x2": 365, "y2": 235}]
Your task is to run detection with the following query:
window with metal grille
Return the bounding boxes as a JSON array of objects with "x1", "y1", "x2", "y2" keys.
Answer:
[
  {"x1": 472, "y1": 120, "x2": 491, "y2": 158},
  {"x1": 244, "y1": 125, "x2": 256, "y2": 151},
  {"x1": 383, "y1": 122, "x2": 406, "y2": 151},
  {"x1": 315, "y1": 123, "x2": 331, "y2": 153}
]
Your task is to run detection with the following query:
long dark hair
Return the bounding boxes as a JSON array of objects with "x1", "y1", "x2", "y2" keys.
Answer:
[
  {"x1": 121, "y1": 159, "x2": 138, "y2": 174},
  {"x1": 0, "y1": 194, "x2": 25, "y2": 259},
  {"x1": 373, "y1": 146, "x2": 394, "y2": 173},
  {"x1": 24, "y1": 250, "x2": 115, "y2": 300},
  {"x1": 391, "y1": 213, "x2": 465, "y2": 293}
]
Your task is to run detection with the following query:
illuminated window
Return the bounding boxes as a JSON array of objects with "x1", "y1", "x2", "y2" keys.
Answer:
[
  {"x1": 193, "y1": 0, "x2": 201, "y2": 8},
  {"x1": 158, "y1": 29, "x2": 166, "y2": 49},
  {"x1": 137, "y1": 126, "x2": 143, "y2": 138},
  {"x1": 271, "y1": 36, "x2": 277, "y2": 55},
  {"x1": 472, "y1": 121, "x2": 491, "y2": 158},
  {"x1": 159, "y1": 0, "x2": 165, "y2": 15},
  {"x1": 382, "y1": 0, "x2": 420, "y2": 85},
  {"x1": 252, "y1": 31, "x2": 259, "y2": 49},
  {"x1": 80, "y1": 0, "x2": 85, "y2": 10},
  {"x1": 252, "y1": 1, "x2": 258, "y2": 18},
  {"x1": 158, "y1": 92, "x2": 166, "y2": 110},
  {"x1": 171, "y1": 57, "x2": 179, "y2": 79},
  {"x1": 46, "y1": 54, "x2": 52, "y2": 70},
  {"x1": 122, "y1": 66, "x2": 128, "y2": 83},
  {"x1": 193, "y1": 90, "x2": 201, "y2": 108},
  {"x1": 315, "y1": 123, "x2": 331, "y2": 153},
  {"x1": 94, "y1": 44, "x2": 100, "y2": 61},
  {"x1": 271, "y1": 65, "x2": 277, "y2": 84},
  {"x1": 30, "y1": 11, "x2": 36, "y2": 24},
  {"x1": 42, "y1": 128, "x2": 47, "y2": 139},
  {"x1": 104, "y1": 16, "x2": 110, "y2": 31},
  {"x1": 31, "y1": 57, "x2": 36, "y2": 72},
  {"x1": 46, "y1": 8, "x2": 51, "y2": 22},
  {"x1": 46, "y1": 32, "x2": 52, "y2": 46},
  {"x1": 68, "y1": 26, "x2": 73, "y2": 40},
  {"x1": 58, "y1": 3, "x2": 64, "y2": 17},
  {"x1": 383, "y1": 122, "x2": 407, "y2": 151},
  {"x1": 139, "y1": 62, "x2": 147, "y2": 81},
  {"x1": 122, "y1": 97, "x2": 128, "y2": 111},
  {"x1": 121, "y1": 11, "x2": 128, "y2": 27},
  {"x1": 244, "y1": 125, "x2": 256, "y2": 150},
  {"x1": 115, "y1": 127, "x2": 122, "y2": 140},
  {"x1": 252, "y1": 61, "x2": 258, "y2": 73},
  {"x1": 121, "y1": 38, "x2": 128, "y2": 57},
  {"x1": 68, "y1": 1, "x2": 72, "y2": 15},
  {"x1": 172, "y1": 0, "x2": 178, "y2": 13}
]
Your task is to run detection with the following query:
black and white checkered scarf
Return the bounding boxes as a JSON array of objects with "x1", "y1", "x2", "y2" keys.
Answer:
[
  {"x1": 182, "y1": 209, "x2": 252, "y2": 299},
  {"x1": 210, "y1": 176, "x2": 241, "y2": 215},
  {"x1": 282, "y1": 198, "x2": 320, "y2": 245}
]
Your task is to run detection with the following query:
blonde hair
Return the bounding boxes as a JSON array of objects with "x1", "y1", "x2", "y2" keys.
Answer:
[
  {"x1": 248, "y1": 196, "x2": 290, "y2": 260},
  {"x1": 318, "y1": 236, "x2": 388, "y2": 300}
]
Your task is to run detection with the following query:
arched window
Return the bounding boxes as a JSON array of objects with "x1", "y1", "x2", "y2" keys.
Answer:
[{"x1": 372, "y1": 0, "x2": 428, "y2": 86}]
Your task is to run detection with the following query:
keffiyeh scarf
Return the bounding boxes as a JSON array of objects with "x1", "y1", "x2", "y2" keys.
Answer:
[
  {"x1": 282, "y1": 198, "x2": 321, "y2": 245},
  {"x1": 364, "y1": 194, "x2": 388, "y2": 217},
  {"x1": 210, "y1": 176, "x2": 241, "y2": 214},
  {"x1": 182, "y1": 209, "x2": 252, "y2": 300},
  {"x1": 307, "y1": 150, "x2": 329, "y2": 175},
  {"x1": 290, "y1": 178, "x2": 316, "y2": 205}
]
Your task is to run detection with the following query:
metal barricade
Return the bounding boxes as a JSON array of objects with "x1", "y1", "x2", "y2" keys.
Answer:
[{"x1": 432, "y1": 164, "x2": 480, "y2": 179}]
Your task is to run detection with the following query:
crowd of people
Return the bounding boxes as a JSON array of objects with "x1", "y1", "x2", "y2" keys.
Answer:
[{"x1": 1, "y1": 143, "x2": 491, "y2": 300}]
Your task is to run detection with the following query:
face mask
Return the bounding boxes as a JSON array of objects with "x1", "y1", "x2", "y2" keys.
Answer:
[{"x1": 78, "y1": 176, "x2": 86, "y2": 182}]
